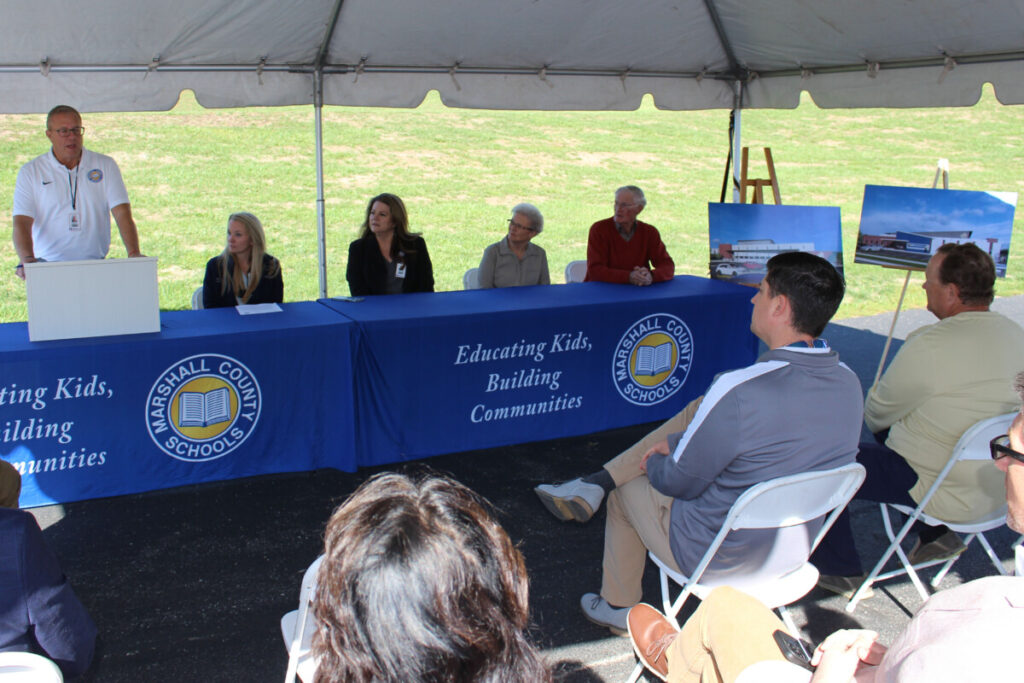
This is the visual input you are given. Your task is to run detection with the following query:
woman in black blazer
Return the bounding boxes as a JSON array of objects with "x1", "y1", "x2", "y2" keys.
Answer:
[
  {"x1": 202, "y1": 212, "x2": 283, "y2": 308},
  {"x1": 346, "y1": 193, "x2": 434, "y2": 296}
]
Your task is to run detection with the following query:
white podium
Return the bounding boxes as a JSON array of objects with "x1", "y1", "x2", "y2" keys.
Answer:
[{"x1": 24, "y1": 257, "x2": 160, "y2": 341}]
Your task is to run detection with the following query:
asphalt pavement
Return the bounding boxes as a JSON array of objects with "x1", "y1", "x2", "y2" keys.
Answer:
[{"x1": 28, "y1": 294, "x2": 1024, "y2": 682}]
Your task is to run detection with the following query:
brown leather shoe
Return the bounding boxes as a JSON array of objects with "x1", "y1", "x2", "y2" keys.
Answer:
[{"x1": 627, "y1": 603, "x2": 678, "y2": 682}]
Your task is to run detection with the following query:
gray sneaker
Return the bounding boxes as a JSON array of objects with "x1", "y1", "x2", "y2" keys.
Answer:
[
  {"x1": 581, "y1": 592, "x2": 630, "y2": 635},
  {"x1": 534, "y1": 478, "x2": 605, "y2": 522}
]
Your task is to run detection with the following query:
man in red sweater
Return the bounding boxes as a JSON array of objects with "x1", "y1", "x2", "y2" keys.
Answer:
[{"x1": 584, "y1": 185, "x2": 675, "y2": 285}]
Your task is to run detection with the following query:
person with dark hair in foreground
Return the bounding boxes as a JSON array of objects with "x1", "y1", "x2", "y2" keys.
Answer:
[
  {"x1": 535, "y1": 252, "x2": 862, "y2": 633},
  {"x1": 312, "y1": 471, "x2": 551, "y2": 683},
  {"x1": 0, "y1": 461, "x2": 97, "y2": 679},
  {"x1": 813, "y1": 242, "x2": 1024, "y2": 597},
  {"x1": 628, "y1": 368, "x2": 1024, "y2": 683}
]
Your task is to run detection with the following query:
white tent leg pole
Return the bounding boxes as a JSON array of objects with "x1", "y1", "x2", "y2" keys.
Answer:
[
  {"x1": 314, "y1": 69, "x2": 328, "y2": 299},
  {"x1": 731, "y1": 84, "x2": 743, "y2": 203}
]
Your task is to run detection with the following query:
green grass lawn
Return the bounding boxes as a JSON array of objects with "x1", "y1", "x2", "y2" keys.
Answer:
[{"x1": 1, "y1": 88, "x2": 1022, "y2": 322}]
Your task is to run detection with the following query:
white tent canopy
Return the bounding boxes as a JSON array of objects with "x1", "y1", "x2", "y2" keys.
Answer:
[
  {"x1": 4, "y1": 0, "x2": 1022, "y2": 295},
  {"x1": 3, "y1": 0, "x2": 1023, "y2": 113}
]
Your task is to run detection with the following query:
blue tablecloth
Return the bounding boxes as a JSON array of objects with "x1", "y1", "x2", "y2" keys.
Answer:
[
  {"x1": 321, "y1": 276, "x2": 758, "y2": 466},
  {"x1": 0, "y1": 303, "x2": 356, "y2": 507}
]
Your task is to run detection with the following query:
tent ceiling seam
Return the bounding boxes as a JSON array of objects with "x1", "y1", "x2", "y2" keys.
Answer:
[
  {"x1": 313, "y1": 0, "x2": 347, "y2": 70},
  {"x1": 3, "y1": 52, "x2": 1022, "y2": 80},
  {"x1": 701, "y1": 0, "x2": 746, "y2": 81}
]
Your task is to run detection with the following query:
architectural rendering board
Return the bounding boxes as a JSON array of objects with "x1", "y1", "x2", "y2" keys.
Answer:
[
  {"x1": 708, "y1": 203, "x2": 844, "y2": 285},
  {"x1": 855, "y1": 185, "x2": 1016, "y2": 276}
]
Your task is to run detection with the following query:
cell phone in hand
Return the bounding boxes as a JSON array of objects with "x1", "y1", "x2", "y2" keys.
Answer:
[{"x1": 773, "y1": 629, "x2": 815, "y2": 671}]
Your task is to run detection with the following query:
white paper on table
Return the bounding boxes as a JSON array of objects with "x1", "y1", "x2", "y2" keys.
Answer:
[{"x1": 235, "y1": 303, "x2": 283, "y2": 315}]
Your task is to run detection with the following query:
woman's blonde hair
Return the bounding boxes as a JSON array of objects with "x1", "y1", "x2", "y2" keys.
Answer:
[{"x1": 218, "y1": 212, "x2": 280, "y2": 302}]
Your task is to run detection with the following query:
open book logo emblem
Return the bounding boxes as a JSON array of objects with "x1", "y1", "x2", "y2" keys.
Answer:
[
  {"x1": 612, "y1": 313, "x2": 693, "y2": 406},
  {"x1": 145, "y1": 354, "x2": 262, "y2": 462}
]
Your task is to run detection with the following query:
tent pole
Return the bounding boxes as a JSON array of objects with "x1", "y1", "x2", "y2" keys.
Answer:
[
  {"x1": 314, "y1": 69, "x2": 328, "y2": 299},
  {"x1": 731, "y1": 82, "x2": 743, "y2": 203}
]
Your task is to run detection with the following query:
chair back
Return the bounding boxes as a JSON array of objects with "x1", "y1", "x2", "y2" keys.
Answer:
[
  {"x1": 462, "y1": 267, "x2": 481, "y2": 290},
  {"x1": 283, "y1": 555, "x2": 324, "y2": 683},
  {"x1": 191, "y1": 286, "x2": 204, "y2": 310},
  {"x1": 0, "y1": 652, "x2": 64, "y2": 682},
  {"x1": 564, "y1": 260, "x2": 587, "y2": 283},
  {"x1": 953, "y1": 411, "x2": 1017, "y2": 462},
  {"x1": 727, "y1": 463, "x2": 866, "y2": 532},
  {"x1": 847, "y1": 413, "x2": 1019, "y2": 612},
  {"x1": 905, "y1": 411, "x2": 1017, "y2": 517},
  {"x1": 687, "y1": 463, "x2": 865, "y2": 587}
]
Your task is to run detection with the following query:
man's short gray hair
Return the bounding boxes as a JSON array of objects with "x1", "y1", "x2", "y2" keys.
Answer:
[
  {"x1": 511, "y1": 202, "x2": 544, "y2": 233},
  {"x1": 46, "y1": 105, "x2": 81, "y2": 129},
  {"x1": 616, "y1": 185, "x2": 646, "y2": 207},
  {"x1": 1015, "y1": 370, "x2": 1024, "y2": 404}
]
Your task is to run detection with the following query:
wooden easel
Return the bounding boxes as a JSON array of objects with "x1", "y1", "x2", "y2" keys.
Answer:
[
  {"x1": 740, "y1": 147, "x2": 782, "y2": 204},
  {"x1": 871, "y1": 159, "x2": 950, "y2": 388}
]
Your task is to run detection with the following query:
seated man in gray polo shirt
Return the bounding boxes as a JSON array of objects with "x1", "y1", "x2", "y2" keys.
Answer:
[{"x1": 535, "y1": 251, "x2": 862, "y2": 633}]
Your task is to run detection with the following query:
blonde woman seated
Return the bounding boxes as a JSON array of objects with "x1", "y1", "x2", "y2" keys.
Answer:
[
  {"x1": 312, "y1": 471, "x2": 551, "y2": 683},
  {"x1": 477, "y1": 203, "x2": 550, "y2": 288},
  {"x1": 202, "y1": 212, "x2": 283, "y2": 309}
]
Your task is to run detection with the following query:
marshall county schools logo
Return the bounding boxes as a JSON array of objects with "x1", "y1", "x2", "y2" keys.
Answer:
[
  {"x1": 612, "y1": 313, "x2": 693, "y2": 406},
  {"x1": 87, "y1": 168, "x2": 103, "y2": 182},
  {"x1": 145, "y1": 354, "x2": 261, "y2": 462}
]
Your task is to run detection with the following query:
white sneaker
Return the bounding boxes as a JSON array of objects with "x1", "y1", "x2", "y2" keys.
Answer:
[
  {"x1": 581, "y1": 592, "x2": 630, "y2": 635},
  {"x1": 534, "y1": 478, "x2": 605, "y2": 522}
]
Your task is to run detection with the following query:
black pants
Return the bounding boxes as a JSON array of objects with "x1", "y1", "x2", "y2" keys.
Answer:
[{"x1": 811, "y1": 434, "x2": 947, "y2": 576}]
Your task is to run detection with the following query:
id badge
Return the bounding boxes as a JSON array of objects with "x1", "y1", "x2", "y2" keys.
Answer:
[
  {"x1": 69, "y1": 213, "x2": 81, "y2": 231},
  {"x1": 395, "y1": 262, "x2": 407, "y2": 279}
]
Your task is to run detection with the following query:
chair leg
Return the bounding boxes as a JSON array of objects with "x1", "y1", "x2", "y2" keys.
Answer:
[
  {"x1": 659, "y1": 568, "x2": 673, "y2": 625},
  {"x1": 625, "y1": 661, "x2": 646, "y2": 683},
  {"x1": 975, "y1": 532, "x2": 1009, "y2": 577},
  {"x1": 847, "y1": 504, "x2": 920, "y2": 613},
  {"x1": 776, "y1": 605, "x2": 800, "y2": 638},
  {"x1": 893, "y1": 539, "x2": 931, "y2": 601},
  {"x1": 659, "y1": 567, "x2": 695, "y2": 630}
]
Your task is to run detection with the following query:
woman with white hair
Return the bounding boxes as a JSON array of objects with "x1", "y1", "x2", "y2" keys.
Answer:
[
  {"x1": 202, "y1": 212, "x2": 283, "y2": 308},
  {"x1": 477, "y1": 203, "x2": 550, "y2": 288}
]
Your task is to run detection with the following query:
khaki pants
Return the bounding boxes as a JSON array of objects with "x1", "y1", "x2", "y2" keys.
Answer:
[
  {"x1": 667, "y1": 586, "x2": 790, "y2": 683},
  {"x1": 599, "y1": 397, "x2": 701, "y2": 607}
]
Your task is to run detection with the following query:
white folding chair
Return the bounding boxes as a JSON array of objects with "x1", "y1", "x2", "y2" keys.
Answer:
[
  {"x1": 564, "y1": 260, "x2": 587, "y2": 283},
  {"x1": 462, "y1": 267, "x2": 481, "y2": 290},
  {"x1": 847, "y1": 412, "x2": 1017, "y2": 612},
  {"x1": 280, "y1": 555, "x2": 323, "y2": 683},
  {"x1": 0, "y1": 652, "x2": 64, "y2": 682},
  {"x1": 625, "y1": 463, "x2": 865, "y2": 683},
  {"x1": 191, "y1": 286, "x2": 204, "y2": 310}
]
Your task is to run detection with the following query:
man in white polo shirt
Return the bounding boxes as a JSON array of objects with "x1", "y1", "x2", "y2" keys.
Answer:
[{"x1": 12, "y1": 105, "x2": 143, "y2": 279}]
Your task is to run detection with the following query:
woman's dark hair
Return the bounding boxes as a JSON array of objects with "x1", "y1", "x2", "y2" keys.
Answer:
[
  {"x1": 359, "y1": 193, "x2": 421, "y2": 261},
  {"x1": 312, "y1": 472, "x2": 551, "y2": 683}
]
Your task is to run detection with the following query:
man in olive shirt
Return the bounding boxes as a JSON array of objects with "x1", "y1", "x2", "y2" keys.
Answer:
[{"x1": 814, "y1": 242, "x2": 1024, "y2": 594}]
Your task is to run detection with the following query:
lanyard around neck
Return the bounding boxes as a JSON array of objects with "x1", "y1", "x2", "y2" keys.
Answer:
[{"x1": 67, "y1": 165, "x2": 79, "y2": 211}]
